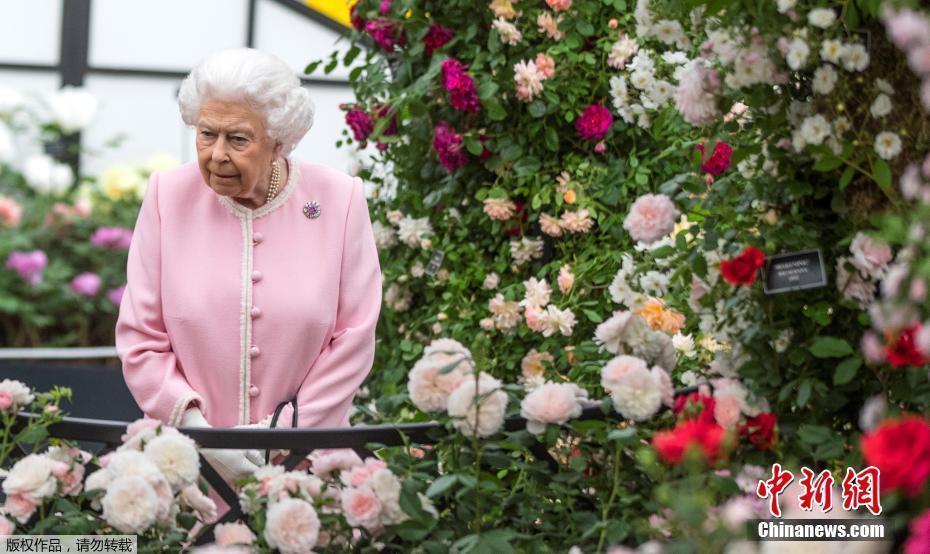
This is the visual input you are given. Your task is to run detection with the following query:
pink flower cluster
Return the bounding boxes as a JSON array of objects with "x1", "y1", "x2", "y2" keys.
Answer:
[
  {"x1": 364, "y1": 18, "x2": 405, "y2": 51},
  {"x1": 575, "y1": 104, "x2": 613, "y2": 142},
  {"x1": 6, "y1": 250, "x2": 48, "y2": 286},
  {"x1": 423, "y1": 23, "x2": 453, "y2": 56},
  {"x1": 441, "y1": 59, "x2": 481, "y2": 112},
  {"x1": 675, "y1": 61, "x2": 721, "y2": 127},
  {"x1": 90, "y1": 226, "x2": 132, "y2": 249},
  {"x1": 433, "y1": 121, "x2": 468, "y2": 172},
  {"x1": 70, "y1": 272, "x2": 101, "y2": 297},
  {"x1": 884, "y1": 8, "x2": 930, "y2": 110}
]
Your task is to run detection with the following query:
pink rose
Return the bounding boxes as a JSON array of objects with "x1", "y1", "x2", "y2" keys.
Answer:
[
  {"x1": 861, "y1": 331, "x2": 887, "y2": 364},
  {"x1": 121, "y1": 417, "x2": 161, "y2": 443},
  {"x1": 342, "y1": 458, "x2": 387, "y2": 487},
  {"x1": 535, "y1": 53, "x2": 556, "y2": 78},
  {"x1": 3, "y1": 493, "x2": 37, "y2": 524},
  {"x1": 520, "y1": 382, "x2": 584, "y2": 434},
  {"x1": 0, "y1": 392, "x2": 12, "y2": 411},
  {"x1": 601, "y1": 355, "x2": 648, "y2": 390},
  {"x1": 309, "y1": 449, "x2": 364, "y2": 479},
  {"x1": 575, "y1": 104, "x2": 613, "y2": 141},
  {"x1": 713, "y1": 394, "x2": 742, "y2": 430},
  {"x1": 884, "y1": 8, "x2": 930, "y2": 50},
  {"x1": 0, "y1": 196, "x2": 22, "y2": 227},
  {"x1": 263, "y1": 498, "x2": 320, "y2": 553},
  {"x1": 215, "y1": 522, "x2": 256, "y2": 547},
  {"x1": 340, "y1": 486, "x2": 383, "y2": 531},
  {"x1": 524, "y1": 305, "x2": 547, "y2": 333},
  {"x1": 0, "y1": 516, "x2": 13, "y2": 536},
  {"x1": 546, "y1": 0, "x2": 572, "y2": 11},
  {"x1": 623, "y1": 194, "x2": 680, "y2": 245},
  {"x1": 850, "y1": 232, "x2": 892, "y2": 279}
]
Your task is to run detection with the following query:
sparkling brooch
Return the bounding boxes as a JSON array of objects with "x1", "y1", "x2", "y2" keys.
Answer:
[{"x1": 302, "y1": 200, "x2": 321, "y2": 219}]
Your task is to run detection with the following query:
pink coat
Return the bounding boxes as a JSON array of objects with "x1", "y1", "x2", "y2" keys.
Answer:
[{"x1": 115, "y1": 159, "x2": 382, "y2": 428}]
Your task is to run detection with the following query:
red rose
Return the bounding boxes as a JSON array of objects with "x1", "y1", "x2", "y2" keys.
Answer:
[
  {"x1": 720, "y1": 246, "x2": 765, "y2": 286},
  {"x1": 575, "y1": 104, "x2": 614, "y2": 142},
  {"x1": 739, "y1": 412, "x2": 778, "y2": 450},
  {"x1": 696, "y1": 141, "x2": 733, "y2": 175},
  {"x1": 423, "y1": 23, "x2": 454, "y2": 56},
  {"x1": 653, "y1": 419, "x2": 728, "y2": 464},
  {"x1": 885, "y1": 324, "x2": 930, "y2": 368},
  {"x1": 673, "y1": 392, "x2": 717, "y2": 424},
  {"x1": 861, "y1": 415, "x2": 930, "y2": 496}
]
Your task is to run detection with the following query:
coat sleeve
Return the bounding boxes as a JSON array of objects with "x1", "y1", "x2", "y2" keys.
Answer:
[
  {"x1": 283, "y1": 177, "x2": 383, "y2": 428},
  {"x1": 115, "y1": 172, "x2": 204, "y2": 426}
]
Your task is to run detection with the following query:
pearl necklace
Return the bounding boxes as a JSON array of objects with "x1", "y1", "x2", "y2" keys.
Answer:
[{"x1": 264, "y1": 160, "x2": 281, "y2": 205}]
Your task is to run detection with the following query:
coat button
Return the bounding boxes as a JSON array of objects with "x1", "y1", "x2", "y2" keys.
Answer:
[
  {"x1": 251, "y1": 270, "x2": 262, "y2": 283},
  {"x1": 253, "y1": 232, "x2": 263, "y2": 244},
  {"x1": 249, "y1": 346, "x2": 261, "y2": 358},
  {"x1": 250, "y1": 306, "x2": 262, "y2": 318},
  {"x1": 249, "y1": 385, "x2": 260, "y2": 397}
]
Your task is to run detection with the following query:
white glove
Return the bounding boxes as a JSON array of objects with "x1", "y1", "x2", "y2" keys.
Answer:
[{"x1": 181, "y1": 407, "x2": 263, "y2": 482}]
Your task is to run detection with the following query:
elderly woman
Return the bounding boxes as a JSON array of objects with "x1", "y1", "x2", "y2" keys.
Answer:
[{"x1": 115, "y1": 48, "x2": 382, "y2": 481}]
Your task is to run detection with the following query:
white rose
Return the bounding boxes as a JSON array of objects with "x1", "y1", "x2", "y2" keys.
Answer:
[
  {"x1": 447, "y1": 372, "x2": 508, "y2": 438},
  {"x1": 607, "y1": 365, "x2": 663, "y2": 421},
  {"x1": 264, "y1": 498, "x2": 320, "y2": 554},
  {"x1": 0, "y1": 379, "x2": 33, "y2": 407},
  {"x1": 46, "y1": 86, "x2": 98, "y2": 133},
  {"x1": 23, "y1": 154, "x2": 73, "y2": 195},
  {"x1": 101, "y1": 476, "x2": 160, "y2": 534},
  {"x1": 143, "y1": 431, "x2": 200, "y2": 492},
  {"x1": 2, "y1": 454, "x2": 58, "y2": 501},
  {"x1": 807, "y1": 8, "x2": 836, "y2": 28}
]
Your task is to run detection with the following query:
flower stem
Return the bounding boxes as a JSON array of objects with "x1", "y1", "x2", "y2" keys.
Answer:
[{"x1": 596, "y1": 445, "x2": 622, "y2": 553}]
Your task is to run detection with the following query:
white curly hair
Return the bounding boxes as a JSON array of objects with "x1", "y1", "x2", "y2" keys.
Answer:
[{"x1": 178, "y1": 48, "x2": 315, "y2": 155}]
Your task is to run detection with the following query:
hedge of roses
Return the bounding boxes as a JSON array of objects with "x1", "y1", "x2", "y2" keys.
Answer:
[{"x1": 307, "y1": 0, "x2": 930, "y2": 550}]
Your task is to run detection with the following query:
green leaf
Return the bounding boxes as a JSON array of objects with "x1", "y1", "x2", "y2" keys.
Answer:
[
  {"x1": 872, "y1": 158, "x2": 892, "y2": 194},
  {"x1": 15, "y1": 425, "x2": 47, "y2": 445},
  {"x1": 797, "y1": 424, "x2": 832, "y2": 445},
  {"x1": 464, "y1": 137, "x2": 484, "y2": 156},
  {"x1": 839, "y1": 165, "x2": 855, "y2": 189},
  {"x1": 485, "y1": 98, "x2": 507, "y2": 121},
  {"x1": 809, "y1": 336, "x2": 853, "y2": 358},
  {"x1": 583, "y1": 309, "x2": 603, "y2": 323},
  {"x1": 576, "y1": 20, "x2": 595, "y2": 36},
  {"x1": 426, "y1": 475, "x2": 458, "y2": 497},
  {"x1": 544, "y1": 126, "x2": 559, "y2": 152},
  {"x1": 501, "y1": 144, "x2": 523, "y2": 161},
  {"x1": 833, "y1": 357, "x2": 861, "y2": 385},
  {"x1": 796, "y1": 379, "x2": 812, "y2": 407},
  {"x1": 814, "y1": 154, "x2": 843, "y2": 172},
  {"x1": 528, "y1": 101, "x2": 547, "y2": 118},
  {"x1": 514, "y1": 156, "x2": 541, "y2": 176}
]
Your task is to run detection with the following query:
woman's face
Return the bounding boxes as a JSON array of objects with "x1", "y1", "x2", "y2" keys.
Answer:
[{"x1": 195, "y1": 99, "x2": 281, "y2": 206}]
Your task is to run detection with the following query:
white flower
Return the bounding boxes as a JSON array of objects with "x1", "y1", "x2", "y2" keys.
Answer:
[
  {"x1": 23, "y1": 154, "x2": 73, "y2": 194},
  {"x1": 869, "y1": 94, "x2": 892, "y2": 118},
  {"x1": 630, "y1": 70, "x2": 655, "y2": 91},
  {"x1": 648, "y1": 80, "x2": 674, "y2": 105},
  {"x1": 652, "y1": 20, "x2": 685, "y2": 45},
  {"x1": 0, "y1": 379, "x2": 33, "y2": 408},
  {"x1": 143, "y1": 431, "x2": 200, "y2": 492},
  {"x1": 101, "y1": 476, "x2": 159, "y2": 534},
  {"x1": 786, "y1": 38, "x2": 810, "y2": 70},
  {"x1": 800, "y1": 114, "x2": 830, "y2": 145},
  {"x1": 179, "y1": 484, "x2": 217, "y2": 522},
  {"x1": 521, "y1": 277, "x2": 551, "y2": 310},
  {"x1": 609, "y1": 74, "x2": 629, "y2": 104},
  {"x1": 2, "y1": 454, "x2": 58, "y2": 501},
  {"x1": 639, "y1": 271, "x2": 669, "y2": 296},
  {"x1": 0, "y1": 87, "x2": 24, "y2": 113},
  {"x1": 483, "y1": 272, "x2": 500, "y2": 290},
  {"x1": 807, "y1": 8, "x2": 836, "y2": 28},
  {"x1": 776, "y1": 0, "x2": 796, "y2": 13},
  {"x1": 606, "y1": 364, "x2": 664, "y2": 421},
  {"x1": 447, "y1": 372, "x2": 509, "y2": 438},
  {"x1": 492, "y1": 18, "x2": 522, "y2": 45},
  {"x1": 662, "y1": 51, "x2": 689, "y2": 65},
  {"x1": 608, "y1": 256, "x2": 643, "y2": 307},
  {"x1": 369, "y1": 468, "x2": 407, "y2": 525},
  {"x1": 46, "y1": 86, "x2": 98, "y2": 133},
  {"x1": 541, "y1": 305, "x2": 576, "y2": 337},
  {"x1": 608, "y1": 34, "x2": 639, "y2": 69},
  {"x1": 812, "y1": 65, "x2": 837, "y2": 95},
  {"x1": 875, "y1": 78, "x2": 895, "y2": 95},
  {"x1": 509, "y1": 236, "x2": 544, "y2": 264},
  {"x1": 601, "y1": 354, "x2": 648, "y2": 390},
  {"x1": 672, "y1": 333, "x2": 696, "y2": 357},
  {"x1": 628, "y1": 50, "x2": 656, "y2": 73},
  {"x1": 594, "y1": 311, "x2": 636, "y2": 355},
  {"x1": 874, "y1": 131, "x2": 902, "y2": 160},
  {"x1": 489, "y1": 293, "x2": 521, "y2": 330},
  {"x1": 0, "y1": 124, "x2": 13, "y2": 163},
  {"x1": 396, "y1": 216, "x2": 433, "y2": 248},
  {"x1": 372, "y1": 221, "x2": 397, "y2": 250},
  {"x1": 384, "y1": 283, "x2": 411, "y2": 312},
  {"x1": 820, "y1": 39, "x2": 844, "y2": 63},
  {"x1": 841, "y1": 43, "x2": 869, "y2": 72},
  {"x1": 264, "y1": 498, "x2": 320, "y2": 554}
]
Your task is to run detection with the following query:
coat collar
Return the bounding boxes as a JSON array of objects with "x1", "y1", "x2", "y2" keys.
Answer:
[{"x1": 216, "y1": 157, "x2": 300, "y2": 219}]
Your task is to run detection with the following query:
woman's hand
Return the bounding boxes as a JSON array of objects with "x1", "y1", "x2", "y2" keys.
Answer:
[{"x1": 181, "y1": 407, "x2": 263, "y2": 481}]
